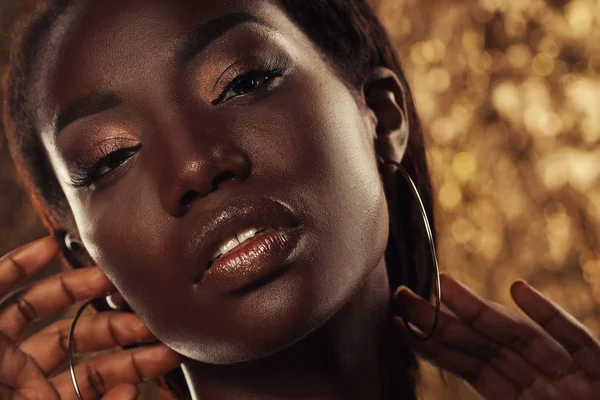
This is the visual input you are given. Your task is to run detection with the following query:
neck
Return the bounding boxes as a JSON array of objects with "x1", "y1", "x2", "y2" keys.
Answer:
[{"x1": 180, "y1": 258, "x2": 414, "y2": 400}]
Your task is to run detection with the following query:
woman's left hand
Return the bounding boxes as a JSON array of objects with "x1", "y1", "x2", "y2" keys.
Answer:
[{"x1": 392, "y1": 273, "x2": 600, "y2": 400}]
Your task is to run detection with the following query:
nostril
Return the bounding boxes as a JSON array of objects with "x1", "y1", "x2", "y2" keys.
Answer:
[
  {"x1": 211, "y1": 170, "x2": 236, "y2": 191},
  {"x1": 179, "y1": 170, "x2": 237, "y2": 211},
  {"x1": 180, "y1": 190, "x2": 198, "y2": 209}
]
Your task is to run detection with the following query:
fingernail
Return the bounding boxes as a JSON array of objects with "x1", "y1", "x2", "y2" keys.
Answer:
[
  {"x1": 394, "y1": 285, "x2": 419, "y2": 299},
  {"x1": 392, "y1": 286, "x2": 417, "y2": 314},
  {"x1": 394, "y1": 317, "x2": 414, "y2": 334},
  {"x1": 510, "y1": 279, "x2": 529, "y2": 295},
  {"x1": 394, "y1": 285, "x2": 408, "y2": 297}
]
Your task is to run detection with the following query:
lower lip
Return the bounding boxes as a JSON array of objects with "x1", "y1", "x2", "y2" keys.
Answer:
[{"x1": 195, "y1": 228, "x2": 300, "y2": 293}]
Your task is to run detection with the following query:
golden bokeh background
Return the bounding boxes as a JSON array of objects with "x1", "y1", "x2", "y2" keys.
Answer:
[{"x1": 1, "y1": 0, "x2": 599, "y2": 398}]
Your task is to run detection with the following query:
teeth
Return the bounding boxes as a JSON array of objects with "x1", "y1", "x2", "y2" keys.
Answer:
[
  {"x1": 236, "y1": 227, "x2": 257, "y2": 243},
  {"x1": 211, "y1": 248, "x2": 222, "y2": 261},
  {"x1": 219, "y1": 237, "x2": 240, "y2": 256},
  {"x1": 210, "y1": 226, "x2": 268, "y2": 262}
]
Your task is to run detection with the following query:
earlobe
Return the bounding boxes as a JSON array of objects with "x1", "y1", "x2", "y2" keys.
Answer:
[
  {"x1": 55, "y1": 229, "x2": 133, "y2": 312},
  {"x1": 363, "y1": 66, "x2": 410, "y2": 164},
  {"x1": 54, "y1": 229, "x2": 92, "y2": 269}
]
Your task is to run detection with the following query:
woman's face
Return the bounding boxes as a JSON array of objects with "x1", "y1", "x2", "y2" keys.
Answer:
[{"x1": 36, "y1": 0, "x2": 390, "y2": 363}]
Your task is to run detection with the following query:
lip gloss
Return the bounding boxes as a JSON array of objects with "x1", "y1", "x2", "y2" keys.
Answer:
[{"x1": 195, "y1": 227, "x2": 301, "y2": 293}]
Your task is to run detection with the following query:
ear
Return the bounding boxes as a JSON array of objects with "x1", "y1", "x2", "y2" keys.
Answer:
[
  {"x1": 55, "y1": 229, "x2": 95, "y2": 269},
  {"x1": 363, "y1": 66, "x2": 410, "y2": 164},
  {"x1": 55, "y1": 229, "x2": 133, "y2": 312}
]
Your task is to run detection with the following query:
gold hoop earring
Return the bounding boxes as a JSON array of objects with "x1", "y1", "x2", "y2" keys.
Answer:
[
  {"x1": 68, "y1": 299, "x2": 94, "y2": 400},
  {"x1": 379, "y1": 157, "x2": 441, "y2": 341}
]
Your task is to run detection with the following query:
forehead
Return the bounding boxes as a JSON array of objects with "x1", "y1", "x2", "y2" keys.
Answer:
[{"x1": 33, "y1": 0, "x2": 296, "y2": 138}]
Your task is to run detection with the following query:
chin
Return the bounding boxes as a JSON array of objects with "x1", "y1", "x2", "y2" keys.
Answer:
[
  {"x1": 152, "y1": 270, "x2": 363, "y2": 365},
  {"x1": 164, "y1": 296, "x2": 341, "y2": 365}
]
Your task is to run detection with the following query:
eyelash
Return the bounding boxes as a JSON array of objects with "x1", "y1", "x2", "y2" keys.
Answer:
[
  {"x1": 212, "y1": 62, "x2": 287, "y2": 105},
  {"x1": 67, "y1": 142, "x2": 142, "y2": 189},
  {"x1": 67, "y1": 62, "x2": 288, "y2": 189}
]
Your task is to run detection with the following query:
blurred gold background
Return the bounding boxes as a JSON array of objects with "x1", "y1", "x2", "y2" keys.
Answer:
[{"x1": 1, "y1": 0, "x2": 599, "y2": 399}]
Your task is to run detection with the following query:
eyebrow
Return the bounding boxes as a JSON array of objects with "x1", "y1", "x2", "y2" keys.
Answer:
[
  {"x1": 176, "y1": 12, "x2": 272, "y2": 65},
  {"x1": 54, "y1": 11, "x2": 272, "y2": 139},
  {"x1": 55, "y1": 91, "x2": 119, "y2": 139}
]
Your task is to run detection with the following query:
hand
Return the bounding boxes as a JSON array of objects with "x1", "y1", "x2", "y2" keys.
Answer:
[
  {"x1": 393, "y1": 273, "x2": 600, "y2": 400},
  {"x1": 0, "y1": 236, "x2": 183, "y2": 400}
]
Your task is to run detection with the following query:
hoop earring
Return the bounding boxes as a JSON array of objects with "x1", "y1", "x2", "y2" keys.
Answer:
[
  {"x1": 68, "y1": 299, "x2": 95, "y2": 400},
  {"x1": 380, "y1": 158, "x2": 441, "y2": 341}
]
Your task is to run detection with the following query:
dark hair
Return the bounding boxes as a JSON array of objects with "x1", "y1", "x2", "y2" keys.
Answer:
[{"x1": 2, "y1": 0, "x2": 436, "y2": 398}]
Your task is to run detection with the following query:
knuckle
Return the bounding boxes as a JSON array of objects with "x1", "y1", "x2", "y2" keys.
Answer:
[
  {"x1": 15, "y1": 296, "x2": 38, "y2": 323},
  {"x1": 562, "y1": 341, "x2": 584, "y2": 356},
  {"x1": 84, "y1": 363, "x2": 107, "y2": 395},
  {"x1": 106, "y1": 314, "x2": 121, "y2": 346},
  {"x1": 129, "y1": 351, "x2": 145, "y2": 383},
  {"x1": 464, "y1": 303, "x2": 486, "y2": 326},
  {"x1": 460, "y1": 363, "x2": 484, "y2": 383},
  {"x1": 505, "y1": 331, "x2": 536, "y2": 353},
  {"x1": 58, "y1": 274, "x2": 77, "y2": 304},
  {"x1": 56, "y1": 327, "x2": 71, "y2": 356},
  {"x1": 549, "y1": 361, "x2": 577, "y2": 380},
  {"x1": 5, "y1": 254, "x2": 28, "y2": 280},
  {"x1": 472, "y1": 339, "x2": 501, "y2": 361},
  {"x1": 536, "y1": 310, "x2": 560, "y2": 330}
]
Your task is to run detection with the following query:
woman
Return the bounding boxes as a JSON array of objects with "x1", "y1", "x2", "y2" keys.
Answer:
[{"x1": 1, "y1": 0, "x2": 599, "y2": 399}]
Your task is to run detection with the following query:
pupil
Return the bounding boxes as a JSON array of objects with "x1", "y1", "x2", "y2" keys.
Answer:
[
  {"x1": 107, "y1": 153, "x2": 122, "y2": 167},
  {"x1": 237, "y1": 73, "x2": 266, "y2": 94}
]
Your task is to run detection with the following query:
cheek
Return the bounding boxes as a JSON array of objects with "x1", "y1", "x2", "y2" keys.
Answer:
[
  {"x1": 244, "y1": 72, "x2": 391, "y2": 313},
  {"x1": 74, "y1": 182, "x2": 184, "y2": 309},
  {"x1": 275, "y1": 75, "x2": 390, "y2": 261}
]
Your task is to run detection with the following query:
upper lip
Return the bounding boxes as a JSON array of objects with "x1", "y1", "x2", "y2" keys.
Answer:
[{"x1": 185, "y1": 196, "x2": 300, "y2": 284}]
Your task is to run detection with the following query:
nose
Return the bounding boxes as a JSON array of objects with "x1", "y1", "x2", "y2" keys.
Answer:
[{"x1": 160, "y1": 142, "x2": 251, "y2": 217}]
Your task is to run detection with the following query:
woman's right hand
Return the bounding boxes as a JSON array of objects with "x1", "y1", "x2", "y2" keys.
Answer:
[{"x1": 0, "y1": 235, "x2": 183, "y2": 400}]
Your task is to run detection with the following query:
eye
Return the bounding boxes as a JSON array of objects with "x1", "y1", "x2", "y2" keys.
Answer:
[
  {"x1": 213, "y1": 68, "x2": 284, "y2": 105},
  {"x1": 67, "y1": 144, "x2": 141, "y2": 189},
  {"x1": 94, "y1": 147, "x2": 137, "y2": 176}
]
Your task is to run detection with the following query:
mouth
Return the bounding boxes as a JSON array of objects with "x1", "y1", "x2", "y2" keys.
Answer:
[
  {"x1": 186, "y1": 196, "x2": 301, "y2": 288},
  {"x1": 207, "y1": 226, "x2": 276, "y2": 267}
]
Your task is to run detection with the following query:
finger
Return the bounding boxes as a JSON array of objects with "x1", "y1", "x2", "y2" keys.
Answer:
[
  {"x1": 439, "y1": 273, "x2": 574, "y2": 379},
  {"x1": 0, "y1": 333, "x2": 47, "y2": 389},
  {"x1": 102, "y1": 384, "x2": 139, "y2": 400},
  {"x1": 0, "y1": 236, "x2": 59, "y2": 296},
  {"x1": 51, "y1": 343, "x2": 183, "y2": 400},
  {"x1": 511, "y1": 280, "x2": 600, "y2": 377},
  {"x1": 19, "y1": 312, "x2": 156, "y2": 376},
  {"x1": 0, "y1": 267, "x2": 114, "y2": 340},
  {"x1": 394, "y1": 318, "x2": 521, "y2": 400},
  {"x1": 394, "y1": 287, "x2": 540, "y2": 389}
]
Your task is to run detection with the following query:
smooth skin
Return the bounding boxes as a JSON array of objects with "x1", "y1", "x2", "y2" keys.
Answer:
[{"x1": 3, "y1": 0, "x2": 600, "y2": 398}]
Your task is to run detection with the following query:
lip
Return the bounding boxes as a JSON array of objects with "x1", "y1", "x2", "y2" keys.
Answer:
[
  {"x1": 200, "y1": 227, "x2": 301, "y2": 293},
  {"x1": 185, "y1": 196, "x2": 301, "y2": 291}
]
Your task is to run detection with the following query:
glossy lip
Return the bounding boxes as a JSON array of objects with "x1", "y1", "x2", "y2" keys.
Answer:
[
  {"x1": 185, "y1": 196, "x2": 301, "y2": 288},
  {"x1": 200, "y1": 226, "x2": 301, "y2": 293}
]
